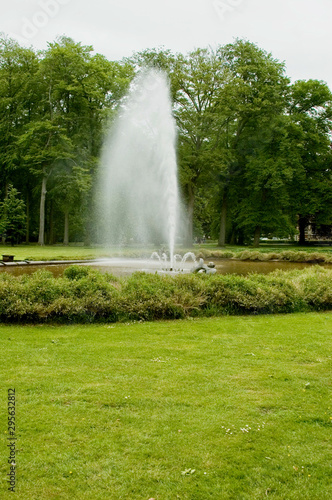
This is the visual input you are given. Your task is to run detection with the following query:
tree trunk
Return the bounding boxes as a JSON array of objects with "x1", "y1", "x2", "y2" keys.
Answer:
[
  {"x1": 218, "y1": 192, "x2": 227, "y2": 246},
  {"x1": 38, "y1": 175, "x2": 47, "y2": 246},
  {"x1": 237, "y1": 230, "x2": 245, "y2": 246},
  {"x1": 185, "y1": 184, "x2": 194, "y2": 246},
  {"x1": 253, "y1": 225, "x2": 261, "y2": 247},
  {"x1": 1, "y1": 183, "x2": 9, "y2": 244},
  {"x1": 230, "y1": 228, "x2": 236, "y2": 245},
  {"x1": 84, "y1": 225, "x2": 91, "y2": 247},
  {"x1": 25, "y1": 193, "x2": 30, "y2": 244},
  {"x1": 48, "y1": 200, "x2": 55, "y2": 245},
  {"x1": 63, "y1": 210, "x2": 69, "y2": 246},
  {"x1": 298, "y1": 216, "x2": 307, "y2": 245}
]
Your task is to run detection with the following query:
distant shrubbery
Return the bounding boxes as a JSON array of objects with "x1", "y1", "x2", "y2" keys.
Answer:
[
  {"x1": 1, "y1": 265, "x2": 332, "y2": 323},
  {"x1": 197, "y1": 249, "x2": 332, "y2": 263}
]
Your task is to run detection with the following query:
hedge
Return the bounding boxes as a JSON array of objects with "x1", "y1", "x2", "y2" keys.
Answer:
[{"x1": 1, "y1": 265, "x2": 332, "y2": 323}]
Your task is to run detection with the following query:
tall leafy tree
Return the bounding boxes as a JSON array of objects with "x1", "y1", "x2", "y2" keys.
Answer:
[
  {"x1": 287, "y1": 79, "x2": 332, "y2": 244},
  {"x1": 234, "y1": 115, "x2": 301, "y2": 245},
  {"x1": 17, "y1": 36, "x2": 133, "y2": 245},
  {"x1": 18, "y1": 121, "x2": 73, "y2": 245},
  {"x1": 173, "y1": 48, "x2": 230, "y2": 245},
  {"x1": 0, "y1": 36, "x2": 39, "y2": 199},
  {"x1": 214, "y1": 39, "x2": 290, "y2": 245}
]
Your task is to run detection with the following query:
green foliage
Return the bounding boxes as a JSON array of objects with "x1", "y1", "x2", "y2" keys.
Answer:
[
  {"x1": 296, "y1": 267, "x2": 332, "y2": 309},
  {"x1": 1, "y1": 34, "x2": 332, "y2": 246},
  {"x1": 288, "y1": 79, "x2": 332, "y2": 243},
  {"x1": 196, "y1": 249, "x2": 236, "y2": 259},
  {"x1": 63, "y1": 265, "x2": 94, "y2": 280},
  {"x1": 205, "y1": 272, "x2": 303, "y2": 314},
  {"x1": 1, "y1": 266, "x2": 332, "y2": 323},
  {"x1": 0, "y1": 35, "x2": 134, "y2": 245},
  {"x1": 0, "y1": 37, "x2": 39, "y2": 191},
  {"x1": 0, "y1": 266, "x2": 120, "y2": 322},
  {"x1": 0, "y1": 184, "x2": 26, "y2": 244}
]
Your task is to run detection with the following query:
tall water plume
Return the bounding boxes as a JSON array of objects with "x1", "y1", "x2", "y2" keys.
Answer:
[{"x1": 97, "y1": 69, "x2": 179, "y2": 266}]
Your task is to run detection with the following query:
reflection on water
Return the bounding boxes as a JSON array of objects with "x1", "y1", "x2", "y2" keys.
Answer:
[{"x1": 0, "y1": 258, "x2": 330, "y2": 278}]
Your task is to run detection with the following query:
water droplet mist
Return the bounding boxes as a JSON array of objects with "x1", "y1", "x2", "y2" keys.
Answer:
[{"x1": 97, "y1": 69, "x2": 180, "y2": 268}]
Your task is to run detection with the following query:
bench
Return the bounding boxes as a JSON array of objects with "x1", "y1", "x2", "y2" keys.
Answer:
[{"x1": 2, "y1": 255, "x2": 15, "y2": 262}]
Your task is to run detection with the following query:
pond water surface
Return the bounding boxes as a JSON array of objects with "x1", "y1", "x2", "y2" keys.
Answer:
[{"x1": 0, "y1": 258, "x2": 330, "y2": 278}]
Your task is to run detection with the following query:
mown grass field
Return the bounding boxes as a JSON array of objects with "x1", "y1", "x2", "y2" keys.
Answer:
[
  {"x1": 0, "y1": 244, "x2": 120, "y2": 261},
  {"x1": 1, "y1": 313, "x2": 331, "y2": 499}
]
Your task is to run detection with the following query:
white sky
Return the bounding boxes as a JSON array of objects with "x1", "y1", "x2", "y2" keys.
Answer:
[{"x1": 1, "y1": 0, "x2": 332, "y2": 88}]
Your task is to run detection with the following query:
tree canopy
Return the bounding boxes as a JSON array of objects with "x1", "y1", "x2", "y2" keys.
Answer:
[{"x1": 0, "y1": 35, "x2": 331, "y2": 246}]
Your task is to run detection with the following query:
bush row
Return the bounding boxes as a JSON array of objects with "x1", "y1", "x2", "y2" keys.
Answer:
[
  {"x1": 196, "y1": 249, "x2": 332, "y2": 263},
  {"x1": 1, "y1": 265, "x2": 332, "y2": 323}
]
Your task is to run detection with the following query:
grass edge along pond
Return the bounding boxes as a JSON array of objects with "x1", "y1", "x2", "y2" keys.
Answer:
[
  {"x1": 1, "y1": 243, "x2": 332, "y2": 263},
  {"x1": 0, "y1": 313, "x2": 332, "y2": 499}
]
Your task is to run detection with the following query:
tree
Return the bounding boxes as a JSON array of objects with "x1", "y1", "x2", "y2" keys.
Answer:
[
  {"x1": 0, "y1": 185, "x2": 26, "y2": 245},
  {"x1": 40, "y1": 37, "x2": 134, "y2": 244},
  {"x1": 51, "y1": 162, "x2": 91, "y2": 245},
  {"x1": 0, "y1": 37, "x2": 38, "y2": 187},
  {"x1": 287, "y1": 79, "x2": 332, "y2": 244},
  {"x1": 172, "y1": 48, "x2": 230, "y2": 245},
  {"x1": 0, "y1": 36, "x2": 39, "y2": 244},
  {"x1": 18, "y1": 119, "x2": 74, "y2": 245},
  {"x1": 233, "y1": 115, "x2": 301, "y2": 245},
  {"x1": 214, "y1": 39, "x2": 290, "y2": 246},
  {"x1": 16, "y1": 36, "x2": 134, "y2": 245}
]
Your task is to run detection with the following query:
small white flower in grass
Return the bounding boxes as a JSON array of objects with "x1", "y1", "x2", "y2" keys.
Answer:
[{"x1": 181, "y1": 468, "x2": 196, "y2": 476}]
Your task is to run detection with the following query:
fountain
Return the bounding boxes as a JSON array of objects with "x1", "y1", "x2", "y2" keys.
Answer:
[
  {"x1": 149, "y1": 250, "x2": 199, "y2": 273},
  {"x1": 97, "y1": 69, "x2": 180, "y2": 269},
  {"x1": 190, "y1": 258, "x2": 217, "y2": 275}
]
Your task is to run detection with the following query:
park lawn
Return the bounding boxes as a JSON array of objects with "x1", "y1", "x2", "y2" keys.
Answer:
[
  {"x1": 201, "y1": 243, "x2": 332, "y2": 255},
  {"x1": 1, "y1": 243, "x2": 332, "y2": 262},
  {"x1": 0, "y1": 313, "x2": 332, "y2": 499},
  {"x1": 0, "y1": 245, "x2": 120, "y2": 261}
]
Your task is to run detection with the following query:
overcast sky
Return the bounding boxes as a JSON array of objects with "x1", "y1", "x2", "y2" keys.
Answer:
[{"x1": 2, "y1": 0, "x2": 332, "y2": 88}]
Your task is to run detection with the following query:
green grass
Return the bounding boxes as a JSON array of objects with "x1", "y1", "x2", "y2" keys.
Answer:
[
  {"x1": 0, "y1": 244, "x2": 163, "y2": 261},
  {"x1": 1, "y1": 313, "x2": 332, "y2": 499},
  {"x1": 0, "y1": 244, "x2": 123, "y2": 261},
  {"x1": 1, "y1": 242, "x2": 332, "y2": 262}
]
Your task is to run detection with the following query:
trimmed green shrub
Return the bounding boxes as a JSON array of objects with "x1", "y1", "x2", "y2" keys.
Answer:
[
  {"x1": 196, "y1": 248, "x2": 332, "y2": 263},
  {"x1": 1, "y1": 265, "x2": 332, "y2": 323}
]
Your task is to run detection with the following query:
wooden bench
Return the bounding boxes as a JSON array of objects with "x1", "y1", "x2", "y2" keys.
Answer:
[{"x1": 2, "y1": 255, "x2": 15, "y2": 262}]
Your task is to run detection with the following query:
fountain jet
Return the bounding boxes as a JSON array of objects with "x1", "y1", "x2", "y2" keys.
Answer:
[{"x1": 97, "y1": 69, "x2": 180, "y2": 267}]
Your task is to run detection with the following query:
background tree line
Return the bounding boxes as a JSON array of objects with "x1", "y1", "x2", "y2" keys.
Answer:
[{"x1": 1, "y1": 35, "x2": 332, "y2": 246}]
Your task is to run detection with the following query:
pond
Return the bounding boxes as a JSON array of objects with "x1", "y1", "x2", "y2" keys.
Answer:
[{"x1": 0, "y1": 257, "x2": 330, "y2": 278}]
